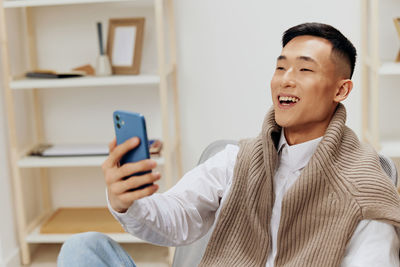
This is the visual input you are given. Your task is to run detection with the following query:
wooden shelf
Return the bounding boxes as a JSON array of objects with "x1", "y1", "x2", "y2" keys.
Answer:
[
  {"x1": 18, "y1": 155, "x2": 164, "y2": 168},
  {"x1": 380, "y1": 140, "x2": 400, "y2": 158},
  {"x1": 27, "y1": 208, "x2": 146, "y2": 244},
  {"x1": 27, "y1": 226, "x2": 145, "y2": 243},
  {"x1": 362, "y1": 59, "x2": 400, "y2": 76},
  {"x1": 3, "y1": 0, "x2": 152, "y2": 8},
  {"x1": 10, "y1": 75, "x2": 160, "y2": 90},
  {"x1": 379, "y1": 62, "x2": 400, "y2": 76}
]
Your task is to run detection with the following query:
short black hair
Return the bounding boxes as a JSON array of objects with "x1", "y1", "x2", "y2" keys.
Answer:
[{"x1": 282, "y1": 22, "x2": 357, "y2": 79}]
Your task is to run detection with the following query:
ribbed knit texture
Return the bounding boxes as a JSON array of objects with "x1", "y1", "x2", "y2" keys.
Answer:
[{"x1": 199, "y1": 103, "x2": 400, "y2": 267}]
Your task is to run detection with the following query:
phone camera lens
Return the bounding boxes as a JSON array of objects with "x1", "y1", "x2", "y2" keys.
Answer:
[
  {"x1": 117, "y1": 123, "x2": 121, "y2": 129},
  {"x1": 115, "y1": 114, "x2": 120, "y2": 121}
]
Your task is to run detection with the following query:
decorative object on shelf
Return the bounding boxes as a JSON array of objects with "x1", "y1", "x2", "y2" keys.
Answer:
[
  {"x1": 149, "y1": 139, "x2": 163, "y2": 156},
  {"x1": 73, "y1": 64, "x2": 95, "y2": 75},
  {"x1": 107, "y1": 18, "x2": 145, "y2": 75},
  {"x1": 393, "y1": 17, "x2": 400, "y2": 62},
  {"x1": 26, "y1": 69, "x2": 84, "y2": 79},
  {"x1": 96, "y1": 22, "x2": 112, "y2": 76}
]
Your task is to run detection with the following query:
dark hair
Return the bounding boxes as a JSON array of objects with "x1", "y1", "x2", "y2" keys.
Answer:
[{"x1": 282, "y1": 22, "x2": 357, "y2": 79}]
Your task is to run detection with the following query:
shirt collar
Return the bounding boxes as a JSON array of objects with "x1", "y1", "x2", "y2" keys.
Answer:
[{"x1": 278, "y1": 129, "x2": 323, "y2": 172}]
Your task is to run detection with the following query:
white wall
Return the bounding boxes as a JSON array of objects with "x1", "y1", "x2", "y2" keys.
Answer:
[{"x1": 175, "y1": 0, "x2": 362, "y2": 171}]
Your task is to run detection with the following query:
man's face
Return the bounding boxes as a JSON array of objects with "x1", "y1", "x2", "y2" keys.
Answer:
[{"x1": 270, "y1": 35, "x2": 340, "y2": 135}]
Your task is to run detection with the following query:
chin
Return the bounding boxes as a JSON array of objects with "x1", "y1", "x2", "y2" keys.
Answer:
[{"x1": 274, "y1": 114, "x2": 289, "y2": 128}]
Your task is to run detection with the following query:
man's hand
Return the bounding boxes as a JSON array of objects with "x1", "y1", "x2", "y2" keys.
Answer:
[{"x1": 102, "y1": 137, "x2": 161, "y2": 213}]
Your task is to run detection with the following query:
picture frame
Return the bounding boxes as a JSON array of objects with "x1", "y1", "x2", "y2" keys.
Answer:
[
  {"x1": 393, "y1": 17, "x2": 400, "y2": 62},
  {"x1": 107, "y1": 18, "x2": 145, "y2": 75}
]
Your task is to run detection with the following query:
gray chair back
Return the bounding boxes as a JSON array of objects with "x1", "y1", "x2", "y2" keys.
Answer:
[
  {"x1": 379, "y1": 154, "x2": 398, "y2": 186},
  {"x1": 172, "y1": 140, "x2": 237, "y2": 267},
  {"x1": 172, "y1": 140, "x2": 399, "y2": 267}
]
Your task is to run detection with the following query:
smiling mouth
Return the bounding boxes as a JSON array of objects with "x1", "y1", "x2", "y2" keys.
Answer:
[{"x1": 278, "y1": 95, "x2": 300, "y2": 107}]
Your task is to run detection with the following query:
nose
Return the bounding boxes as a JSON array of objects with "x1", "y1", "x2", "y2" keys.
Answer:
[{"x1": 281, "y1": 68, "x2": 296, "y2": 88}]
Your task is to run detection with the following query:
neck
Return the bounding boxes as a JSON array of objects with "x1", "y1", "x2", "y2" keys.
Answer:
[
  {"x1": 283, "y1": 120, "x2": 330, "y2": 145},
  {"x1": 283, "y1": 105, "x2": 338, "y2": 146}
]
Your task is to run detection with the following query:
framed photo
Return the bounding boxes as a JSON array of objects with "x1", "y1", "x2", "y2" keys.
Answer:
[
  {"x1": 393, "y1": 17, "x2": 400, "y2": 62},
  {"x1": 107, "y1": 18, "x2": 145, "y2": 75}
]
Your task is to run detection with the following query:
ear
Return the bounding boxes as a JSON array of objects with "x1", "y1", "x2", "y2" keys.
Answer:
[{"x1": 334, "y1": 79, "x2": 353, "y2": 103}]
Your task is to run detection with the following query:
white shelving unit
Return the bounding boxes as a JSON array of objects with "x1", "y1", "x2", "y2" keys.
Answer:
[
  {"x1": 381, "y1": 140, "x2": 400, "y2": 158},
  {"x1": 26, "y1": 225, "x2": 145, "y2": 243},
  {"x1": 0, "y1": 0, "x2": 182, "y2": 264},
  {"x1": 379, "y1": 62, "x2": 400, "y2": 75},
  {"x1": 361, "y1": 0, "x2": 400, "y2": 157},
  {"x1": 18, "y1": 155, "x2": 164, "y2": 168},
  {"x1": 3, "y1": 0, "x2": 152, "y2": 8},
  {"x1": 10, "y1": 74, "x2": 161, "y2": 89}
]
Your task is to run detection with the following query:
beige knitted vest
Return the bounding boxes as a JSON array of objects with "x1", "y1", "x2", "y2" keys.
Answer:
[{"x1": 199, "y1": 104, "x2": 400, "y2": 267}]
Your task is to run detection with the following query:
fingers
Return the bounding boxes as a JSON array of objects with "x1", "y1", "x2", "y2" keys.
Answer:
[
  {"x1": 104, "y1": 136, "x2": 159, "y2": 212},
  {"x1": 119, "y1": 184, "x2": 159, "y2": 204},
  {"x1": 104, "y1": 159, "x2": 157, "y2": 186},
  {"x1": 103, "y1": 137, "x2": 140, "y2": 169},
  {"x1": 117, "y1": 160, "x2": 157, "y2": 180},
  {"x1": 107, "y1": 181, "x2": 159, "y2": 213},
  {"x1": 108, "y1": 137, "x2": 117, "y2": 153},
  {"x1": 111, "y1": 172, "x2": 161, "y2": 194}
]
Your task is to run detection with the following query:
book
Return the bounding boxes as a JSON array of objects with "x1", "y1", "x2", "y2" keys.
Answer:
[
  {"x1": 26, "y1": 70, "x2": 84, "y2": 79},
  {"x1": 30, "y1": 144, "x2": 108, "y2": 157}
]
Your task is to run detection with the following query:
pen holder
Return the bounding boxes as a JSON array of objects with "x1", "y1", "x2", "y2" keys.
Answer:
[{"x1": 96, "y1": 55, "x2": 112, "y2": 76}]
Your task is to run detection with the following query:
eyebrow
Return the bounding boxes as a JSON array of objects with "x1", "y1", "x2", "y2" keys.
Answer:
[{"x1": 277, "y1": 55, "x2": 318, "y2": 64}]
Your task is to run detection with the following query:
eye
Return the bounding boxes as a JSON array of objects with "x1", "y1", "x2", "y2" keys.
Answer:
[
  {"x1": 300, "y1": 68, "x2": 313, "y2": 72},
  {"x1": 276, "y1": 66, "x2": 285, "y2": 71}
]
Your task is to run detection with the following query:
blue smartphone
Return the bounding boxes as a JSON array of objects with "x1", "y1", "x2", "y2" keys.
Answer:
[{"x1": 113, "y1": 110, "x2": 152, "y2": 190}]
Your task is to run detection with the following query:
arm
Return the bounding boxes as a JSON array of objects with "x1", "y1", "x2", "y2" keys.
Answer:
[
  {"x1": 104, "y1": 138, "x2": 238, "y2": 246},
  {"x1": 341, "y1": 220, "x2": 400, "y2": 267}
]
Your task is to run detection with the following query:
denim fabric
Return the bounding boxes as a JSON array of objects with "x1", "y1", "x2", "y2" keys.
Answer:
[{"x1": 58, "y1": 232, "x2": 136, "y2": 267}]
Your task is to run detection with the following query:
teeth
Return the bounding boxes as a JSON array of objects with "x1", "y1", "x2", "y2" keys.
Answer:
[{"x1": 279, "y1": 96, "x2": 299, "y2": 103}]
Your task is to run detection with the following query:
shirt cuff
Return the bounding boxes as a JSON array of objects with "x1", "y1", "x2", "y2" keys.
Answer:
[{"x1": 106, "y1": 188, "x2": 146, "y2": 230}]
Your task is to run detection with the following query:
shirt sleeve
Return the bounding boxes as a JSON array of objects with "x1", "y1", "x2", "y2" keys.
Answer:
[
  {"x1": 341, "y1": 220, "x2": 400, "y2": 267},
  {"x1": 107, "y1": 144, "x2": 239, "y2": 246}
]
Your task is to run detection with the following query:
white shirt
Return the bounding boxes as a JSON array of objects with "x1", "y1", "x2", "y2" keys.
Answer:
[{"x1": 109, "y1": 132, "x2": 400, "y2": 266}]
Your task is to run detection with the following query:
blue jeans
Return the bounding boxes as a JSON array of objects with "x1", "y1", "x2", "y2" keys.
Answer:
[{"x1": 57, "y1": 232, "x2": 136, "y2": 267}]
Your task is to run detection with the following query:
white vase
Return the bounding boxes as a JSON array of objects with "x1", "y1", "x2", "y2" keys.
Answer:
[{"x1": 96, "y1": 55, "x2": 112, "y2": 76}]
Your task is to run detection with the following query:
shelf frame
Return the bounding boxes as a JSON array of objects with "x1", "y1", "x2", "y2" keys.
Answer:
[
  {"x1": 27, "y1": 225, "x2": 146, "y2": 243},
  {"x1": 18, "y1": 154, "x2": 164, "y2": 168},
  {"x1": 10, "y1": 74, "x2": 160, "y2": 90},
  {"x1": 379, "y1": 62, "x2": 400, "y2": 75},
  {"x1": 0, "y1": 1, "x2": 31, "y2": 263},
  {"x1": 0, "y1": 0, "x2": 183, "y2": 264},
  {"x1": 361, "y1": 0, "x2": 381, "y2": 150},
  {"x1": 361, "y1": 0, "x2": 400, "y2": 157},
  {"x1": 3, "y1": 0, "x2": 152, "y2": 8},
  {"x1": 380, "y1": 140, "x2": 400, "y2": 158},
  {"x1": 25, "y1": 208, "x2": 146, "y2": 244}
]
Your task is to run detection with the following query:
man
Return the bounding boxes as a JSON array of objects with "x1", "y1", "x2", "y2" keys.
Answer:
[{"x1": 58, "y1": 23, "x2": 400, "y2": 266}]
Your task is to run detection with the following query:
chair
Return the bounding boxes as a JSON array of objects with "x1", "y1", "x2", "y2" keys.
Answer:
[{"x1": 171, "y1": 140, "x2": 399, "y2": 267}]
